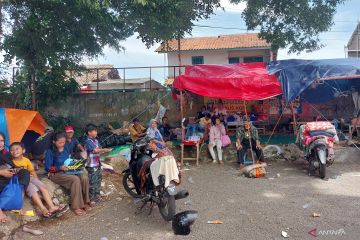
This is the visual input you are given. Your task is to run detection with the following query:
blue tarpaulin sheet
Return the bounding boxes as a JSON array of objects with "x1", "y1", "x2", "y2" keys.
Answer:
[{"x1": 268, "y1": 59, "x2": 360, "y2": 103}]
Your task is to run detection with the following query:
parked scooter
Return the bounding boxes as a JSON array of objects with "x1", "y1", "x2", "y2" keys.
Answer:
[
  {"x1": 298, "y1": 121, "x2": 337, "y2": 179},
  {"x1": 122, "y1": 136, "x2": 189, "y2": 221}
]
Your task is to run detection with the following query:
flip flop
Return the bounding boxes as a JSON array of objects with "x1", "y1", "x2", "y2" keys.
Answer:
[
  {"x1": 42, "y1": 211, "x2": 55, "y2": 219},
  {"x1": 0, "y1": 216, "x2": 9, "y2": 223},
  {"x1": 50, "y1": 204, "x2": 67, "y2": 215},
  {"x1": 23, "y1": 225, "x2": 44, "y2": 236},
  {"x1": 74, "y1": 209, "x2": 86, "y2": 216},
  {"x1": 54, "y1": 205, "x2": 69, "y2": 218}
]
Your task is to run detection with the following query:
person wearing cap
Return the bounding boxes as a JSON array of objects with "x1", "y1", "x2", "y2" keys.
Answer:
[
  {"x1": 129, "y1": 118, "x2": 146, "y2": 142},
  {"x1": 65, "y1": 125, "x2": 85, "y2": 155}
]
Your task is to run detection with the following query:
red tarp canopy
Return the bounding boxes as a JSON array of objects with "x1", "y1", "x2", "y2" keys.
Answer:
[{"x1": 173, "y1": 63, "x2": 282, "y2": 100}]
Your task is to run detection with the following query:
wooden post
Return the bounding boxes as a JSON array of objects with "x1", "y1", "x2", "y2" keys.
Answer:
[
  {"x1": 290, "y1": 102, "x2": 297, "y2": 135},
  {"x1": 243, "y1": 101, "x2": 255, "y2": 164},
  {"x1": 180, "y1": 90, "x2": 185, "y2": 141}
]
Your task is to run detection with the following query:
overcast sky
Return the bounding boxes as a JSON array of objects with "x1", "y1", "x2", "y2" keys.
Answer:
[{"x1": 84, "y1": 0, "x2": 359, "y2": 83}]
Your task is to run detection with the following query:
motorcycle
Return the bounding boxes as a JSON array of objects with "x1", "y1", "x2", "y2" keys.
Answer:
[
  {"x1": 122, "y1": 136, "x2": 189, "y2": 221},
  {"x1": 299, "y1": 122, "x2": 337, "y2": 179}
]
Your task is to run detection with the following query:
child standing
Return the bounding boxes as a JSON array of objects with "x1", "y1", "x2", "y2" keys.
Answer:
[
  {"x1": 84, "y1": 124, "x2": 111, "y2": 203},
  {"x1": 10, "y1": 142, "x2": 63, "y2": 218}
]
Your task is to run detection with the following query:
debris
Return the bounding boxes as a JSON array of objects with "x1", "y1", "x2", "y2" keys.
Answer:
[
  {"x1": 312, "y1": 213, "x2": 321, "y2": 217},
  {"x1": 281, "y1": 231, "x2": 289, "y2": 238},
  {"x1": 187, "y1": 176, "x2": 194, "y2": 184},
  {"x1": 207, "y1": 220, "x2": 223, "y2": 224},
  {"x1": 100, "y1": 237, "x2": 109, "y2": 240},
  {"x1": 182, "y1": 168, "x2": 190, "y2": 171},
  {"x1": 22, "y1": 225, "x2": 43, "y2": 236},
  {"x1": 184, "y1": 200, "x2": 193, "y2": 206},
  {"x1": 184, "y1": 162, "x2": 190, "y2": 166},
  {"x1": 123, "y1": 217, "x2": 130, "y2": 222},
  {"x1": 106, "y1": 222, "x2": 112, "y2": 227},
  {"x1": 268, "y1": 177, "x2": 275, "y2": 180},
  {"x1": 302, "y1": 203, "x2": 310, "y2": 209},
  {"x1": 276, "y1": 173, "x2": 281, "y2": 178},
  {"x1": 116, "y1": 197, "x2": 123, "y2": 201},
  {"x1": 136, "y1": 221, "x2": 140, "y2": 225},
  {"x1": 263, "y1": 145, "x2": 283, "y2": 159}
]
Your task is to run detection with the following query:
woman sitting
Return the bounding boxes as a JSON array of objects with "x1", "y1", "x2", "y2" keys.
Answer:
[
  {"x1": 146, "y1": 119, "x2": 179, "y2": 188},
  {"x1": 208, "y1": 117, "x2": 226, "y2": 164},
  {"x1": 147, "y1": 119, "x2": 173, "y2": 157},
  {"x1": 45, "y1": 132, "x2": 91, "y2": 216}
]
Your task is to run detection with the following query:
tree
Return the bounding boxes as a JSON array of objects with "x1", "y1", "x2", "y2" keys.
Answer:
[
  {"x1": 1, "y1": 0, "x2": 218, "y2": 110},
  {"x1": 231, "y1": 0, "x2": 346, "y2": 53}
]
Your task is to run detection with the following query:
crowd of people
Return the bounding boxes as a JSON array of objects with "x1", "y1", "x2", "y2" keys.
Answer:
[{"x1": 0, "y1": 123, "x2": 112, "y2": 222}]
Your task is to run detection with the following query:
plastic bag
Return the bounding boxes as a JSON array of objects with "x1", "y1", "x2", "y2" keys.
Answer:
[
  {"x1": 221, "y1": 135, "x2": 231, "y2": 147},
  {"x1": 0, "y1": 175, "x2": 23, "y2": 210}
]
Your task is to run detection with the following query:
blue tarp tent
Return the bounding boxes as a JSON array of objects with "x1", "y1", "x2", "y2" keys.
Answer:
[{"x1": 268, "y1": 58, "x2": 360, "y2": 103}]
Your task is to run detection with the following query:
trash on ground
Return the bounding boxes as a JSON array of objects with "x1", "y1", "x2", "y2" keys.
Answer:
[
  {"x1": 182, "y1": 168, "x2": 190, "y2": 171},
  {"x1": 184, "y1": 199, "x2": 193, "y2": 206},
  {"x1": 22, "y1": 225, "x2": 43, "y2": 236},
  {"x1": 100, "y1": 237, "x2": 109, "y2": 240},
  {"x1": 312, "y1": 213, "x2": 321, "y2": 217},
  {"x1": 263, "y1": 145, "x2": 283, "y2": 159},
  {"x1": 281, "y1": 231, "x2": 289, "y2": 238},
  {"x1": 123, "y1": 217, "x2": 130, "y2": 222},
  {"x1": 276, "y1": 173, "x2": 281, "y2": 178},
  {"x1": 184, "y1": 162, "x2": 190, "y2": 166},
  {"x1": 187, "y1": 176, "x2": 194, "y2": 184},
  {"x1": 207, "y1": 220, "x2": 223, "y2": 224},
  {"x1": 302, "y1": 203, "x2": 310, "y2": 209},
  {"x1": 268, "y1": 177, "x2": 275, "y2": 180}
]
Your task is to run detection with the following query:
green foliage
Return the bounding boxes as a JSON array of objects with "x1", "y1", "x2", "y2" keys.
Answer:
[
  {"x1": 1, "y1": 0, "x2": 219, "y2": 109},
  {"x1": 231, "y1": 0, "x2": 346, "y2": 53},
  {"x1": 116, "y1": 0, "x2": 220, "y2": 47}
]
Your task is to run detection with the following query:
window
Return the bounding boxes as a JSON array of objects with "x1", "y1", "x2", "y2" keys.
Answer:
[
  {"x1": 192, "y1": 56, "x2": 204, "y2": 65},
  {"x1": 243, "y1": 56, "x2": 263, "y2": 63},
  {"x1": 228, "y1": 57, "x2": 240, "y2": 64}
]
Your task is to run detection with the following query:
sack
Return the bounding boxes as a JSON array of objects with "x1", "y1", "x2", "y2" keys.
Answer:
[
  {"x1": 248, "y1": 167, "x2": 266, "y2": 178},
  {"x1": 0, "y1": 175, "x2": 23, "y2": 210},
  {"x1": 221, "y1": 135, "x2": 231, "y2": 147}
]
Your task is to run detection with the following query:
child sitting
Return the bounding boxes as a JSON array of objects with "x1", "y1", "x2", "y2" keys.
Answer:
[
  {"x1": 84, "y1": 124, "x2": 111, "y2": 203},
  {"x1": 10, "y1": 142, "x2": 63, "y2": 218}
]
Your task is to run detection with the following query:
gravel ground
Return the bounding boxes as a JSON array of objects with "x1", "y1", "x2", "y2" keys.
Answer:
[{"x1": 19, "y1": 155, "x2": 360, "y2": 240}]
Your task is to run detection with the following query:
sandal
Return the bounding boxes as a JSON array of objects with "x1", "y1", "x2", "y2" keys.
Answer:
[
  {"x1": 73, "y1": 209, "x2": 86, "y2": 216},
  {"x1": 83, "y1": 204, "x2": 92, "y2": 211},
  {"x1": 50, "y1": 204, "x2": 67, "y2": 215}
]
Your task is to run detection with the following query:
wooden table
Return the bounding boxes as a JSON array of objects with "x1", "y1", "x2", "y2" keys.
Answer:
[{"x1": 180, "y1": 140, "x2": 203, "y2": 166}]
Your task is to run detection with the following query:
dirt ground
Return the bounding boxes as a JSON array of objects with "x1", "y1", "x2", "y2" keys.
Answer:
[{"x1": 11, "y1": 148, "x2": 360, "y2": 240}]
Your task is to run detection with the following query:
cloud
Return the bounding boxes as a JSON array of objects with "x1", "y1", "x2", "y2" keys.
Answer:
[{"x1": 219, "y1": 0, "x2": 246, "y2": 12}]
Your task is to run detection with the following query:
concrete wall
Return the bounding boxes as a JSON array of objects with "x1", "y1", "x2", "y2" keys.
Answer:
[{"x1": 45, "y1": 91, "x2": 203, "y2": 127}]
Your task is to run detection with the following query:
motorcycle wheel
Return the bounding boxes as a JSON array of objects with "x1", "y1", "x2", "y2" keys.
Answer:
[
  {"x1": 319, "y1": 162, "x2": 326, "y2": 179},
  {"x1": 122, "y1": 171, "x2": 141, "y2": 198},
  {"x1": 158, "y1": 194, "x2": 176, "y2": 221}
]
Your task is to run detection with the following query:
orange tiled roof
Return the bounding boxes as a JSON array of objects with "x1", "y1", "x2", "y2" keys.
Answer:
[{"x1": 155, "y1": 33, "x2": 270, "y2": 52}]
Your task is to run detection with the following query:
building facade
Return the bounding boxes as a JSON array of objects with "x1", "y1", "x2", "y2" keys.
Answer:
[
  {"x1": 156, "y1": 33, "x2": 277, "y2": 77},
  {"x1": 346, "y1": 22, "x2": 360, "y2": 58}
]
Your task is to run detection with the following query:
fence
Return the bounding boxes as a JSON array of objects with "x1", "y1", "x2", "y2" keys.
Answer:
[{"x1": 12, "y1": 65, "x2": 186, "y2": 93}]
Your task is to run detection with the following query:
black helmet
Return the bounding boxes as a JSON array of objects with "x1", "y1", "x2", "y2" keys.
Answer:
[{"x1": 172, "y1": 210, "x2": 198, "y2": 235}]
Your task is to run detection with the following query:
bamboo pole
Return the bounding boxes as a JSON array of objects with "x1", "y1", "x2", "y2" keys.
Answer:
[
  {"x1": 180, "y1": 90, "x2": 185, "y2": 141},
  {"x1": 290, "y1": 102, "x2": 297, "y2": 136},
  {"x1": 243, "y1": 101, "x2": 255, "y2": 164}
]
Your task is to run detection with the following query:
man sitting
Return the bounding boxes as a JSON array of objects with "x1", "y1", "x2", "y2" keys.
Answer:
[
  {"x1": 129, "y1": 118, "x2": 146, "y2": 142},
  {"x1": 199, "y1": 113, "x2": 212, "y2": 141},
  {"x1": 158, "y1": 116, "x2": 175, "y2": 142},
  {"x1": 185, "y1": 117, "x2": 201, "y2": 140},
  {"x1": 236, "y1": 120, "x2": 264, "y2": 170}
]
